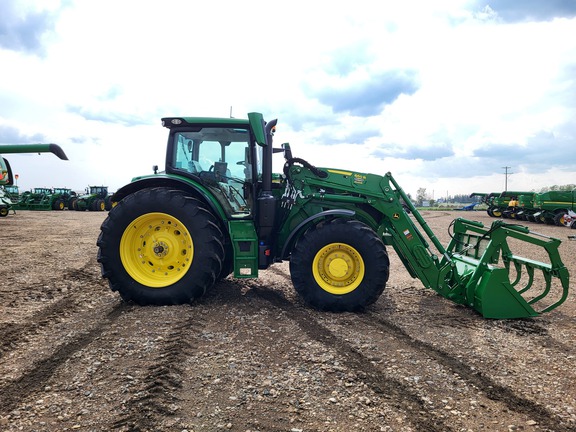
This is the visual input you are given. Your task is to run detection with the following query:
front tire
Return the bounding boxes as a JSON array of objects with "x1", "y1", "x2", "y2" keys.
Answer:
[
  {"x1": 97, "y1": 187, "x2": 225, "y2": 305},
  {"x1": 290, "y1": 219, "x2": 389, "y2": 312}
]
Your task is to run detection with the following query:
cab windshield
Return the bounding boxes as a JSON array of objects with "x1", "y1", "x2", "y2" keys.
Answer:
[{"x1": 172, "y1": 127, "x2": 260, "y2": 217}]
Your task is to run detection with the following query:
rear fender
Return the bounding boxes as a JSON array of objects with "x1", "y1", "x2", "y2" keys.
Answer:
[{"x1": 112, "y1": 176, "x2": 228, "y2": 222}]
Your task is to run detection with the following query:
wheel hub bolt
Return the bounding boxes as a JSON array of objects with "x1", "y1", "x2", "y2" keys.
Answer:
[{"x1": 153, "y1": 241, "x2": 169, "y2": 257}]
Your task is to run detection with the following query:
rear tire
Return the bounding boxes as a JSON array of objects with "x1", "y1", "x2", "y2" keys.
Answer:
[
  {"x1": 97, "y1": 187, "x2": 224, "y2": 305},
  {"x1": 68, "y1": 198, "x2": 78, "y2": 210},
  {"x1": 290, "y1": 219, "x2": 389, "y2": 312},
  {"x1": 52, "y1": 199, "x2": 64, "y2": 210},
  {"x1": 553, "y1": 212, "x2": 566, "y2": 226},
  {"x1": 91, "y1": 199, "x2": 105, "y2": 211}
]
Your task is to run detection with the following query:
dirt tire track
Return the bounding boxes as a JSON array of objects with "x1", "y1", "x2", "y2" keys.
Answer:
[
  {"x1": 249, "y1": 283, "x2": 452, "y2": 432},
  {"x1": 263, "y1": 266, "x2": 573, "y2": 431},
  {"x1": 360, "y1": 312, "x2": 573, "y2": 432},
  {"x1": 0, "y1": 296, "x2": 76, "y2": 358},
  {"x1": 0, "y1": 303, "x2": 127, "y2": 416},
  {"x1": 0, "y1": 261, "x2": 108, "y2": 359},
  {"x1": 112, "y1": 316, "x2": 205, "y2": 431}
]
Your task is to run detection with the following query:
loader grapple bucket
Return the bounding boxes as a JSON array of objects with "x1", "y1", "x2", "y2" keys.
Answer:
[{"x1": 444, "y1": 219, "x2": 569, "y2": 319}]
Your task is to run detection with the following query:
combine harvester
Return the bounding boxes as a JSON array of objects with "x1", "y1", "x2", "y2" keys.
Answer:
[
  {"x1": 514, "y1": 192, "x2": 538, "y2": 221},
  {"x1": 533, "y1": 190, "x2": 576, "y2": 225},
  {"x1": 97, "y1": 113, "x2": 570, "y2": 319},
  {"x1": 0, "y1": 144, "x2": 68, "y2": 216}
]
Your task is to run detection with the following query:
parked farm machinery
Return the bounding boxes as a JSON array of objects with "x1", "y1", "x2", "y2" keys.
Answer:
[
  {"x1": 514, "y1": 193, "x2": 538, "y2": 221},
  {"x1": 73, "y1": 186, "x2": 113, "y2": 211},
  {"x1": 1, "y1": 144, "x2": 68, "y2": 216},
  {"x1": 478, "y1": 189, "x2": 576, "y2": 226},
  {"x1": 470, "y1": 192, "x2": 498, "y2": 215},
  {"x1": 533, "y1": 190, "x2": 576, "y2": 225},
  {"x1": 16, "y1": 187, "x2": 77, "y2": 210},
  {"x1": 489, "y1": 191, "x2": 531, "y2": 219},
  {"x1": 0, "y1": 187, "x2": 14, "y2": 217},
  {"x1": 97, "y1": 112, "x2": 570, "y2": 319}
]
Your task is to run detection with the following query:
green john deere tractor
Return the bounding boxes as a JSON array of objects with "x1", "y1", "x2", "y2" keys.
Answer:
[
  {"x1": 97, "y1": 113, "x2": 570, "y2": 319},
  {"x1": 1, "y1": 144, "x2": 68, "y2": 216},
  {"x1": 74, "y1": 186, "x2": 112, "y2": 211}
]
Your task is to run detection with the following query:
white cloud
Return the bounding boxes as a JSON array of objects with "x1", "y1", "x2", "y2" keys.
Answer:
[{"x1": 1, "y1": 0, "x2": 575, "y2": 198}]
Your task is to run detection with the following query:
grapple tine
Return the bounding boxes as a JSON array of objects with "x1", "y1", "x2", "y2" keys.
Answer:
[
  {"x1": 517, "y1": 265, "x2": 534, "y2": 294},
  {"x1": 528, "y1": 271, "x2": 552, "y2": 305},
  {"x1": 508, "y1": 261, "x2": 523, "y2": 287}
]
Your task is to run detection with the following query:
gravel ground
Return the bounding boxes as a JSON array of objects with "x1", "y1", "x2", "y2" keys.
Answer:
[{"x1": 0, "y1": 210, "x2": 575, "y2": 432}]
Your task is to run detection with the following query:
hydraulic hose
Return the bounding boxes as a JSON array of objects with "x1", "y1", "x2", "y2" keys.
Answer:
[{"x1": 283, "y1": 157, "x2": 328, "y2": 182}]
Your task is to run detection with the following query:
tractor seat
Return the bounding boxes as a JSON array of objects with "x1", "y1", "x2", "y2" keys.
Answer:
[{"x1": 188, "y1": 160, "x2": 203, "y2": 173}]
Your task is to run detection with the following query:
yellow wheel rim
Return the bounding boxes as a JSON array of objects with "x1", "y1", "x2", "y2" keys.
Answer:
[
  {"x1": 120, "y1": 212, "x2": 193, "y2": 288},
  {"x1": 312, "y1": 243, "x2": 365, "y2": 295}
]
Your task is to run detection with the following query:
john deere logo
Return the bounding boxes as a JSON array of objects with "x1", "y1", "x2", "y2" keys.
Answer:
[{"x1": 353, "y1": 174, "x2": 367, "y2": 185}]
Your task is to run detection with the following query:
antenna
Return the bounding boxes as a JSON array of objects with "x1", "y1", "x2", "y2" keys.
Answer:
[{"x1": 230, "y1": 106, "x2": 233, "y2": 118}]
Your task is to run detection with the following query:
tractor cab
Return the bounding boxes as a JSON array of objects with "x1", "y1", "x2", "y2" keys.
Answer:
[
  {"x1": 168, "y1": 126, "x2": 256, "y2": 217},
  {"x1": 163, "y1": 113, "x2": 282, "y2": 222}
]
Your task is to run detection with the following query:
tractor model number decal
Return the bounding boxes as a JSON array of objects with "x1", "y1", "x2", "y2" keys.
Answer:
[{"x1": 353, "y1": 174, "x2": 367, "y2": 185}]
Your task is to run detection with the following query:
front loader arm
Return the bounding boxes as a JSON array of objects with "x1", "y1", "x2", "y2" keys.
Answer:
[
  {"x1": 283, "y1": 164, "x2": 569, "y2": 319},
  {"x1": 375, "y1": 173, "x2": 569, "y2": 318},
  {"x1": 371, "y1": 173, "x2": 453, "y2": 294}
]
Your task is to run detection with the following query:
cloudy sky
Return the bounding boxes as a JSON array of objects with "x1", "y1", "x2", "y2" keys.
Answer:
[{"x1": 1, "y1": 0, "x2": 575, "y2": 199}]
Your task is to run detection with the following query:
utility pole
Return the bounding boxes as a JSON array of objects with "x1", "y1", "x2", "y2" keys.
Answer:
[{"x1": 502, "y1": 166, "x2": 513, "y2": 191}]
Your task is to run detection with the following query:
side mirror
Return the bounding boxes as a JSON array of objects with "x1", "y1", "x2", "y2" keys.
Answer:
[{"x1": 282, "y1": 143, "x2": 292, "y2": 160}]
